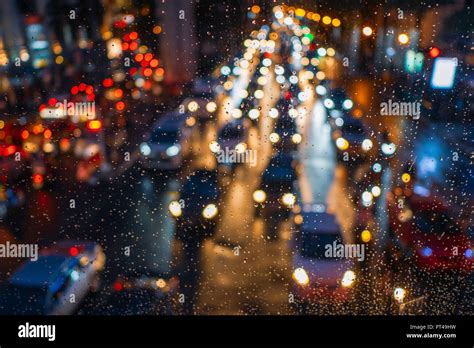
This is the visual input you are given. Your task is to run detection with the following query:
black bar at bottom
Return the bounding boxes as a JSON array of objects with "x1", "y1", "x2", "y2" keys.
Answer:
[{"x1": 0, "y1": 315, "x2": 472, "y2": 346}]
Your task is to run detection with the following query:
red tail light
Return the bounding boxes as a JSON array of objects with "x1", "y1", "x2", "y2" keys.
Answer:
[
  {"x1": 86, "y1": 120, "x2": 102, "y2": 132},
  {"x1": 4, "y1": 145, "x2": 16, "y2": 156},
  {"x1": 69, "y1": 246, "x2": 79, "y2": 256},
  {"x1": 32, "y1": 173, "x2": 44, "y2": 185},
  {"x1": 113, "y1": 281, "x2": 123, "y2": 291}
]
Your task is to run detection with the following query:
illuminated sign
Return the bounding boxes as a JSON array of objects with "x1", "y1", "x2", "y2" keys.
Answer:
[{"x1": 430, "y1": 57, "x2": 457, "y2": 89}]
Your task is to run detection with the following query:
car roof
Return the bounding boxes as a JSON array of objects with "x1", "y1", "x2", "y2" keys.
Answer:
[
  {"x1": 182, "y1": 170, "x2": 219, "y2": 196},
  {"x1": 10, "y1": 255, "x2": 68, "y2": 287},
  {"x1": 41, "y1": 240, "x2": 96, "y2": 256},
  {"x1": 301, "y1": 212, "x2": 341, "y2": 234},
  {"x1": 155, "y1": 112, "x2": 188, "y2": 129},
  {"x1": 188, "y1": 169, "x2": 218, "y2": 182}
]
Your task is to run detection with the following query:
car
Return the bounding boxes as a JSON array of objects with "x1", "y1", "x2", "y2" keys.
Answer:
[
  {"x1": 253, "y1": 153, "x2": 298, "y2": 221},
  {"x1": 0, "y1": 148, "x2": 29, "y2": 185},
  {"x1": 217, "y1": 122, "x2": 246, "y2": 152},
  {"x1": 140, "y1": 112, "x2": 193, "y2": 170},
  {"x1": 181, "y1": 93, "x2": 216, "y2": 119},
  {"x1": 0, "y1": 240, "x2": 105, "y2": 315},
  {"x1": 387, "y1": 193, "x2": 473, "y2": 273},
  {"x1": 191, "y1": 76, "x2": 218, "y2": 96},
  {"x1": 169, "y1": 169, "x2": 220, "y2": 240},
  {"x1": 91, "y1": 273, "x2": 179, "y2": 315},
  {"x1": 291, "y1": 211, "x2": 357, "y2": 306},
  {"x1": 333, "y1": 116, "x2": 373, "y2": 162},
  {"x1": 321, "y1": 87, "x2": 354, "y2": 119},
  {"x1": 274, "y1": 113, "x2": 300, "y2": 153},
  {"x1": 215, "y1": 122, "x2": 247, "y2": 169},
  {"x1": 74, "y1": 139, "x2": 104, "y2": 184}
]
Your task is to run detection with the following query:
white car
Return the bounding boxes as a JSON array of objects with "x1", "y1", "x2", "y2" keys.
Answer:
[
  {"x1": 0, "y1": 240, "x2": 105, "y2": 315},
  {"x1": 291, "y1": 211, "x2": 356, "y2": 304},
  {"x1": 140, "y1": 112, "x2": 193, "y2": 170}
]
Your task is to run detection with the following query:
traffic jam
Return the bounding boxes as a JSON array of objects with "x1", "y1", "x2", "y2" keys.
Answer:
[{"x1": 0, "y1": 0, "x2": 472, "y2": 321}]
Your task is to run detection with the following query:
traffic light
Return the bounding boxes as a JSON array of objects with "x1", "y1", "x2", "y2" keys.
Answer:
[{"x1": 404, "y1": 50, "x2": 424, "y2": 73}]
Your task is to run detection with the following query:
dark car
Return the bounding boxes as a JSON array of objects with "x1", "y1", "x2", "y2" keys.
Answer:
[
  {"x1": 334, "y1": 116, "x2": 373, "y2": 162},
  {"x1": 387, "y1": 193, "x2": 472, "y2": 273},
  {"x1": 274, "y1": 113, "x2": 299, "y2": 153},
  {"x1": 91, "y1": 274, "x2": 179, "y2": 315},
  {"x1": 169, "y1": 170, "x2": 220, "y2": 240},
  {"x1": 253, "y1": 153, "x2": 298, "y2": 220}
]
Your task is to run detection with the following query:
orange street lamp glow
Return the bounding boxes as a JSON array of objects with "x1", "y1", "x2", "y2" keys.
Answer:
[{"x1": 362, "y1": 26, "x2": 373, "y2": 36}]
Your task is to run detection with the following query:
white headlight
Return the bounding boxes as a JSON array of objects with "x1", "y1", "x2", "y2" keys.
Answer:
[
  {"x1": 268, "y1": 108, "x2": 279, "y2": 119},
  {"x1": 140, "y1": 142, "x2": 151, "y2": 156},
  {"x1": 166, "y1": 144, "x2": 180, "y2": 157},
  {"x1": 187, "y1": 101, "x2": 199, "y2": 112},
  {"x1": 202, "y1": 204, "x2": 218, "y2": 219},
  {"x1": 292, "y1": 268, "x2": 310, "y2": 286},
  {"x1": 269, "y1": 133, "x2": 280, "y2": 143},
  {"x1": 276, "y1": 75, "x2": 286, "y2": 84},
  {"x1": 288, "y1": 108, "x2": 298, "y2": 118},
  {"x1": 342, "y1": 99, "x2": 353, "y2": 110},
  {"x1": 168, "y1": 201, "x2": 182, "y2": 217},
  {"x1": 282, "y1": 193, "x2": 296, "y2": 207},
  {"x1": 292, "y1": 133, "x2": 302, "y2": 144},
  {"x1": 275, "y1": 65, "x2": 285, "y2": 75},
  {"x1": 315, "y1": 85, "x2": 327, "y2": 96},
  {"x1": 232, "y1": 108, "x2": 243, "y2": 119},
  {"x1": 323, "y1": 98, "x2": 334, "y2": 109},
  {"x1": 249, "y1": 109, "x2": 260, "y2": 120},
  {"x1": 206, "y1": 101, "x2": 217, "y2": 113},
  {"x1": 381, "y1": 142, "x2": 396, "y2": 156},
  {"x1": 393, "y1": 287, "x2": 406, "y2": 303},
  {"x1": 371, "y1": 186, "x2": 381, "y2": 197},
  {"x1": 336, "y1": 137, "x2": 349, "y2": 150},
  {"x1": 253, "y1": 190, "x2": 266, "y2": 203},
  {"x1": 361, "y1": 191, "x2": 373, "y2": 207},
  {"x1": 254, "y1": 90, "x2": 264, "y2": 99},
  {"x1": 341, "y1": 270, "x2": 356, "y2": 287},
  {"x1": 209, "y1": 141, "x2": 221, "y2": 153}
]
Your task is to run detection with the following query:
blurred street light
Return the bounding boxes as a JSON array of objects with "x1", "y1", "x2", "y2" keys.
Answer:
[{"x1": 362, "y1": 26, "x2": 373, "y2": 36}]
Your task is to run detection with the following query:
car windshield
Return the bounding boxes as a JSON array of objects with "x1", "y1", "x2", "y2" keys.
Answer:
[
  {"x1": 300, "y1": 232, "x2": 343, "y2": 259},
  {"x1": 150, "y1": 129, "x2": 179, "y2": 143},
  {"x1": 263, "y1": 162, "x2": 295, "y2": 184},
  {"x1": 264, "y1": 167, "x2": 293, "y2": 182},
  {"x1": 343, "y1": 119, "x2": 365, "y2": 135},
  {"x1": 182, "y1": 172, "x2": 218, "y2": 199},
  {"x1": 220, "y1": 126, "x2": 243, "y2": 139},
  {"x1": 0, "y1": 285, "x2": 47, "y2": 314},
  {"x1": 344, "y1": 126, "x2": 365, "y2": 135},
  {"x1": 414, "y1": 211, "x2": 460, "y2": 235}
]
